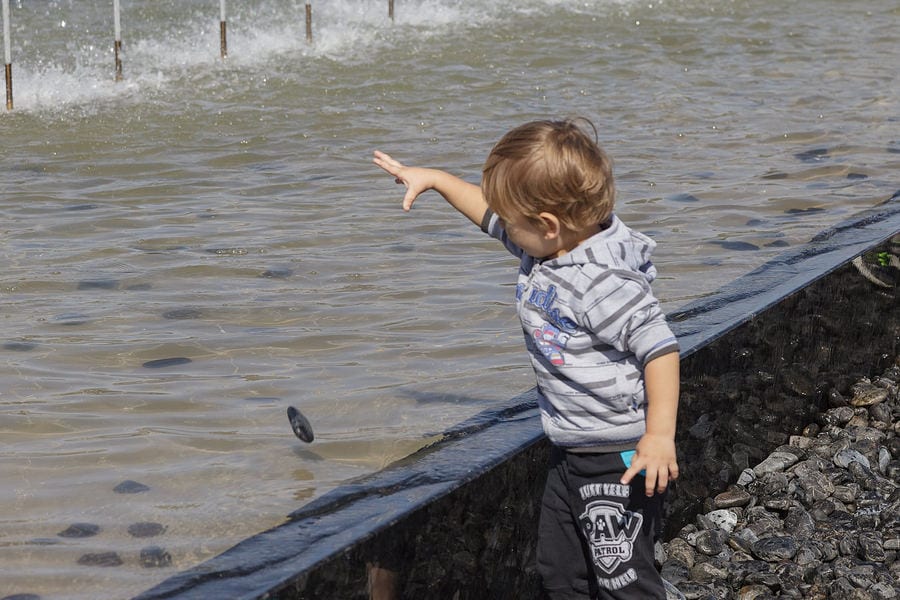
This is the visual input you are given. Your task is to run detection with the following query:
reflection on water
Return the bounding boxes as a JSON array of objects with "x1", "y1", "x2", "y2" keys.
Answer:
[{"x1": 1, "y1": 0, "x2": 898, "y2": 597}]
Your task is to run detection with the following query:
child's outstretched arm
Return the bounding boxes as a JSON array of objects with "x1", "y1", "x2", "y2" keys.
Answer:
[
  {"x1": 373, "y1": 151, "x2": 488, "y2": 226},
  {"x1": 621, "y1": 351, "x2": 680, "y2": 497}
]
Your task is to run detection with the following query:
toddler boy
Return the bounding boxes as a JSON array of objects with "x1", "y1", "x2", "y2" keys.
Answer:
[{"x1": 374, "y1": 118, "x2": 680, "y2": 599}]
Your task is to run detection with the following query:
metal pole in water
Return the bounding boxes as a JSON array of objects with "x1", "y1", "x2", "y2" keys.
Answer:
[
  {"x1": 113, "y1": 0, "x2": 123, "y2": 81},
  {"x1": 2, "y1": 0, "x2": 11, "y2": 109},
  {"x1": 305, "y1": 2, "x2": 312, "y2": 44},
  {"x1": 389, "y1": 0, "x2": 394, "y2": 22},
  {"x1": 219, "y1": 0, "x2": 227, "y2": 58}
]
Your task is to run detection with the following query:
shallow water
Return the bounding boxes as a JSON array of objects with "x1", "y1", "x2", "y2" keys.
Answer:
[{"x1": 1, "y1": 0, "x2": 898, "y2": 597}]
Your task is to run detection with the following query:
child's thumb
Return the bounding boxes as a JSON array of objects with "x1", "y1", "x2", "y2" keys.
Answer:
[{"x1": 402, "y1": 189, "x2": 418, "y2": 211}]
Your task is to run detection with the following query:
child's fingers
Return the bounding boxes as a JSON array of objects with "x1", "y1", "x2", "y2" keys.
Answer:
[
  {"x1": 373, "y1": 150, "x2": 405, "y2": 176},
  {"x1": 650, "y1": 467, "x2": 669, "y2": 496},
  {"x1": 622, "y1": 460, "x2": 676, "y2": 496},
  {"x1": 619, "y1": 462, "x2": 641, "y2": 486}
]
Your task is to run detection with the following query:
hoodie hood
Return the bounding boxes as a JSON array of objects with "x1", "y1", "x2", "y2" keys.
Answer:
[{"x1": 548, "y1": 214, "x2": 658, "y2": 284}]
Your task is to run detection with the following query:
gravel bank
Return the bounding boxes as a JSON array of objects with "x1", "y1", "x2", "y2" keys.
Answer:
[{"x1": 661, "y1": 356, "x2": 900, "y2": 599}]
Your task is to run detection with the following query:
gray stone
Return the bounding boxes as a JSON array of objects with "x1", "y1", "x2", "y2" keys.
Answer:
[
  {"x1": 834, "y1": 448, "x2": 871, "y2": 469},
  {"x1": 737, "y1": 468, "x2": 756, "y2": 487},
  {"x1": 753, "y1": 452, "x2": 800, "y2": 477},
  {"x1": 752, "y1": 536, "x2": 798, "y2": 562},
  {"x1": 705, "y1": 509, "x2": 738, "y2": 533},
  {"x1": 784, "y1": 507, "x2": 815, "y2": 540},
  {"x1": 850, "y1": 386, "x2": 888, "y2": 407},
  {"x1": 695, "y1": 529, "x2": 729, "y2": 556},
  {"x1": 714, "y1": 487, "x2": 752, "y2": 509},
  {"x1": 690, "y1": 560, "x2": 729, "y2": 583}
]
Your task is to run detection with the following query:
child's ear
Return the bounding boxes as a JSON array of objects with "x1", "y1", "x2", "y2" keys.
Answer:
[{"x1": 538, "y1": 212, "x2": 561, "y2": 240}]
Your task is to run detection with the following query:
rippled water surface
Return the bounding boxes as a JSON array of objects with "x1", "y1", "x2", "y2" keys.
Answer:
[{"x1": 1, "y1": 0, "x2": 898, "y2": 597}]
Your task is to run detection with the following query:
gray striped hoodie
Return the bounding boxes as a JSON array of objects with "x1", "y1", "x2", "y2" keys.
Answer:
[{"x1": 482, "y1": 210, "x2": 679, "y2": 450}]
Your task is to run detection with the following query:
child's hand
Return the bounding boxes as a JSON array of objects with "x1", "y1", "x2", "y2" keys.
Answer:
[
  {"x1": 373, "y1": 151, "x2": 435, "y2": 212},
  {"x1": 620, "y1": 433, "x2": 679, "y2": 497}
]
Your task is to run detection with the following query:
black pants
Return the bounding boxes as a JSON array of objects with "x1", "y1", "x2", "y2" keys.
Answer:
[{"x1": 537, "y1": 446, "x2": 666, "y2": 600}]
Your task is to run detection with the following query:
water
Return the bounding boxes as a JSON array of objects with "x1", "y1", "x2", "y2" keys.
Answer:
[{"x1": 1, "y1": 0, "x2": 897, "y2": 597}]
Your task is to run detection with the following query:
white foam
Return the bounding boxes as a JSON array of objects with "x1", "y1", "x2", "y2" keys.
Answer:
[{"x1": 0, "y1": 0, "x2": 663, "y2": 113}]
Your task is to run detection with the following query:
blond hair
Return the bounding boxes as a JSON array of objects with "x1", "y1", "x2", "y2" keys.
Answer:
[{"x1": 481, "y1": 118, "x2": 615, "y2": 232}]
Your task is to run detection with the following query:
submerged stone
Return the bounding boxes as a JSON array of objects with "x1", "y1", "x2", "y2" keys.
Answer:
[
  {"x1": 58, "y1": 522, "x2": 100, "y2": 538},
  {"x1": 114, "y1": 480, "x2": 150, "y2": 494},
  {"x1": 77, "y1": 552, "x2": 123, "y2": 567},
  {"x1": 3, "y1": 342, "x2": 37, "y2": 352},
  {"x1": 141, "y1": 357, "x2": 192, "y2": 369},
  {"x1": 260, "y1": 268, "x2": 293, "y2": 279},
  {"x1": 794, "y1": 148, "x2": 830, "y2": 162},
  {"x1": 53, "y1": 313, "x2": 90, "y2": 326},
  {"x1": 77, "y1": 279, "x2": 119, "y2": 291},
  {"x1": 710, "y1": 240, "x2": 761, "y2": 252},
  {"x1": 162, "y1": 308, "x2": 203, "y2": 320},
  {"x1": 140, "y1": 546, "x2": 173, "y2": 568},
  {"x1": 668, "y1": 193, "x2": 701, "y2": 203},
  {"x1": 128, "y1": 522, "x2": 166, "y2": 538}
]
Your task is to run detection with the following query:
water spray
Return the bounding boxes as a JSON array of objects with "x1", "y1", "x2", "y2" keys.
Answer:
[
  {"x1": 113, "y1": 0, "x2": 123, "y2": 81},
  {"x1": 2, "y1": 0, "x2": 11, "y2": 109},
  {"x1": 219, "y1": 0, "x2": 227, "y2": 58},
  {"x1": 305, "y1": 2, "x2": 312, "y2": 44}
]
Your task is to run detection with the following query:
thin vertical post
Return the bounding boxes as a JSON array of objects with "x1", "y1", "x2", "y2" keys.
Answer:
[
  {"x1": 219, "y1": 0, "x2": 227, "y2": 58},
  {"x1": 113, "y1": 0, "x2": 123, "y2": 81},
  {"x1": 2, "y1": 0, "x2": 11, "y2": 109},
  {"x1": 305, "y1": 2, "x2": 312, "y2": 44},
  {"x1": 388, "y1": 0, "x2": 394, "y2": 22}
]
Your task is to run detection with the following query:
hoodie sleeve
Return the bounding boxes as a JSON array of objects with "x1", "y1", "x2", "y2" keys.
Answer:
[
  {"x1": 481, "y1": 208, "x2": 526, "y2": 260},
  {"x1": 579, "y1": 269, "x2": 679, "y2": 364}
]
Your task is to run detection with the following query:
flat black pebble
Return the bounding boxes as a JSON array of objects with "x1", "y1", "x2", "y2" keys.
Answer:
[
  {"x1": 1, "y1": 595, "x2": 42, "y2": 600},
  {"x1": 77, "y1": 552, "x2": 123, "y2": 567},
  {"x1": 162, "y1": 308, "x2": 203, "y2": 320},
  {"x1": 58, "y1": 522, "x2": 100, "y2": 538},
  {"x1": 140, "y1": 546, "x2": 172, "y2": 568},
  {"x1": 128, "y1": 522, "x2": 166, "y2": 538},
  {"x1": 287, "y1": 406, "x2": 315, "y2": 443},
  {"x1": 785, "y1": 207, "x2": 826, "y2": 215},
  {"x1": 114, "y1": 480, "x2": 150, "y2": 494},
  {"x1": 142, "y1": 357, "x2": 192, "y2": 369}
]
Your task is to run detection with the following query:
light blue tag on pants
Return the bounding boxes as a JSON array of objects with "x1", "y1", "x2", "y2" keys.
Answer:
[{"x1": 620, "y1": 450, "x2": 646, "y2": 475}]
